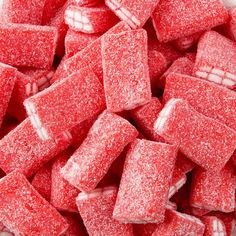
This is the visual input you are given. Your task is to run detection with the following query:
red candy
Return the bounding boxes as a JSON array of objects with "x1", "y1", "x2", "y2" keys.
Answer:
[
  {"x1": 102, "y1": 29, "x2": 151, "y2": 112},
  {"x1": 0, "y1": 171, "x2": 68, "y2": 236},
  {"x1": 201, "y1": 216, "x2": 226, "y2": 236}
]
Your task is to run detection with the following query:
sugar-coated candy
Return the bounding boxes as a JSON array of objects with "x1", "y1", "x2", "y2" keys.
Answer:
[
  {"x1": 201, "y1": 216, "x2": 226, "y2": 236},
  {"x1": 190, "y1": 165, "x2": 235, "y2": 212},
  {"x1": 76, "y1": 186, "x2": 134, "y2": 236},
  {"x1": 154, "y1": 98, "x2": 236, "y2": 171},
  {"x1": 152, "y1": 0, "x2": 228, "y2": 42},
  {"x1": 152, "y1": 210, "x2": 205, "y2": 236},
  {"x1": 61, "y1": 110, "x2": 138, "y2": 192},
  {"x1": 194, "y1": 31, "x2": 236, "y2": 89},
  {"x1": 0, "y1": 171, "x2": 68, "y2": 236},
  {"x1": 73, "y1": 0, "x2": 104, "y2": 7},
  {"x1": 113, "y1": 139, "x2": 177, "y2": 223},
  {"x1": 102, "y1": 29, "x2": 151, "y2": 112},
  {"x1": 65, "y1": 4, "x2": 119, "y2": 33},
  {"x1": 0, "y1": 118, "x2": 71, "y2": 177},
  {"x1": 222, "y1": 0, "x2": 236, "y2": 8},
  {"x1": 130, "y1": 97, "x2": 164, "y2": 142},
  {"x1": 51, "y1": 150, "x2": 80, "y2": 212},
  {"x1": 105, "y1": 0, "x2": 159, "y2": 29},
  {"x1": 164, "y1": 73, "x2": 236, "y2": 131},
  {"x1": 0, "y1": 23, "x2": 58, "y2": 68},
  {"x1": 24, "y1": 67, "x2": 105, "y2": 140}
]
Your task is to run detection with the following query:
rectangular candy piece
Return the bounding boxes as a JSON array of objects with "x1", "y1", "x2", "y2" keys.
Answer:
[
  {"x1": 0, "y1": 23, "x2": 58, "y2": 68},
  {"x1": 152, "y1": 210, "x2": 205, "y2": 236},
  {"x1": 76, "y1": 186, "x2": 134, "y2": 236},
  {"x1": 163, "y1": 73, "x2": 236, "y2": 131},
  {"x1": 105, "y1": 0, "x2": 159, "y2": 28},
  {"x1": 102, "y1": 29, "x2": 151, "y2": 112},
  {"x1": 194, "y1": 31, "x2": 236, "y2": 89},
  {"x1": 0, "y1": 63, "x2": 17, "y2": 128},
  {"x1": 51, "y1": 150, "x2": 80, "y2": 212},
  {"x1": 0, "y1": 0, "x2": 46, "y2": 24},
  {"x1": 130, "y1": 97, "x2": 164, "y2": 142},
  {"x1": 152, "y1": 0, "x2": 228, "y2": 42},
  {"x1": 190, "y1": 165, "x2": 235, "y2": 213},
  {"x1": 0, "y1": 118, "x2": 71, "y2": 177},
  {"x1": 113, "y1": 139, "x2": 177, "y2": 223},
  {"x1": 61, "y1": 110, "x2": 138, "y2": 192},
  {"x1": 24, "y1": 67, "x2": 105, "y2": 140},
  {"x1": 154, "y1": 98, "x2": 236, "y2": 171},
  {"x1": 0, "y1": 171, "x2": 68, "y2": 236}
]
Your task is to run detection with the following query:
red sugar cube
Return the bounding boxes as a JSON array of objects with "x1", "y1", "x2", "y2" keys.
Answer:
[
  {"x1": 164, "y1": 73, "x2": 236, "y2": 131},
  {"x1": 190, "y1": 165, "x2": 235, "y2": 213},
  {"x1": 201, "y1": 216, "x2": 226, "y2": 236},
  {"x1": 76, "y1": 186, "x2": 133, "y2": 236},
  {"x1": 102, "y1": 29, "x2": 151, "y2": 112},
  {"x1": 194, "y1": 31, "x2": 236, "y2": 89},
  {"x1": 24, "y1": 67, "x2": 105, "y2": 140},
  {"x1": 152, "y1": 210, "x2": 205, "y2": 236},
  {"x1": 0, "y1": 171, "x2": 68, "y2": 236},
  {"x1": 105, "y1": 0, "x2": 160, "y2": 28},
  {"x1": 65, "y1": 4, "x2": 119, "y2": 33},
  {"x1": 152, "y1": 0, "x2": 228, "y2": 42},
  {"x1": 51, "y1": 150, "x2": 80, "y2": 212},
  {"x1": 154, "y1": 98, "x2": 236, "y2": 171},
  {"x1": 113, "y1": 139, "x2": 177, "y2": 223},
  {"x1": 61, "y1": 110, "x2": 138, "y2": 192},
  {"x1": 0, "y1": 23, "x2": 58, "y2": 68},
  {"x1": 0, "y1": 118, "x2": 71, "y2": 177}
]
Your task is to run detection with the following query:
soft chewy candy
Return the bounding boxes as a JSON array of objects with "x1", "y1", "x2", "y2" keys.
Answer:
[
  {"x1": 0, "y1": 23, "x2": 58, "y2": 68},
  {"x1": 102, "y1": 29, "x2": 151, "y2": 112},
  {"x1": 24, "y1": 67, "x2": 105, "y2": 140},
  {"x1": 0, "y1": 171, "x2": 68, "y2": 236},
  {"x1": 113, "y1": 139, "x2": 177, "y2": 223},
  {"x1": 154, "y1": 98, "x2": 236, "y2": 171},
  {"x1": 61, "y1": 110, "x2": 138, "y2": 192},
  {"x1": 152, "y1": 0, "x2": 228, "y2": 42},
  {"x1": 76, "y1": 186, "x2": 134, "y2": 236}
]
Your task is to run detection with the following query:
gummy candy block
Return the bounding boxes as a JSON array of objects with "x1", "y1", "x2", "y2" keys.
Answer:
[
  {"x1": 102, "y1": 29, "x2": 151, "y2": 112},
  {"x1": 63, "y1": 21, "x2": 131, "y2": 84},
  {"x1": 24, "y1": 67, "x2": 105, "y2": 140},
  {"x1": 65, "y1": 29, "x2": 101, "y2": 57},
  {"x1": 105, "y1": 0, "x2": 159, "y2": 29},
  {"x1": 31, "y1": 161, "x2": 52, "y2": 201},
  {"x1": 76, "y1": 186, "x2": 134, "y2": 236},
  {"x1": 130, "y1": 97, "x2": 164, "y2": 142},
  {"x1": 190, "y1": 165, "x2": 235, "y2": 213},
  {"x1": 152, "y1": 0, "x2": 228, "y2": 42},
  {"x1": 65, "y1": 4, "x2": 119, "y2": 34},
  {"x1": 194, "y1": 31, "x2": 236, "y2": 89},
  {"x1": 0, "y1": 23, "x2": 58, "y2": 68},
  {"x1": 113, "y1": 139, "x2": 177, "y2": 223},
  {"x1": 154, "y1": 98, "x2": 236, "y2": 171},
  {"x1": 61, "y1": 110, "x2": 138, "y2": 192},
  {"x1": 163, "y1": 73, "x2": 236, "y2": 131},
  {"x1": 0, "y1": 63, "x2": 16, "y2": 128},
  {"x1": 51, "y1": 150, "x2": 80, "y2": 212},
  {"x1": 152, "y1": 210, "x2": 205, "y2": 236},
  {"x1": 159, "y1": 57, "x2": 194, "y2": 88},
  {"x1": 0, "y1": 0, "x2": 46, "y2": 24},
  {"x1": 201, "y1": 216, "x2": 226, "y2": 236},
  {"x1": 0, "y1": 171, "x2": 68, "y2": 236},
  {"x1": 0, "y1": 118, "x2": 71, "y2": 177}
]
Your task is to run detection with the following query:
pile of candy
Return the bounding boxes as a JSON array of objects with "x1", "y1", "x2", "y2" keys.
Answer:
[{"x1": 0, "y1": 0, "x2": 236, "y2": 235}]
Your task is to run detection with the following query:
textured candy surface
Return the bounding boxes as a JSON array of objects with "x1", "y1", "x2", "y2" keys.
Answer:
[
  {"x1": 24, "y1": 67, "x2": 105, "y2": 140},
  {"x1": 61, "y1": 110, "x2": 138, "y2": 192},
  {"x1": 0, "y1": 171, "x2": 68, "y2": 236},
  {"x1": 0, "y1": 23, "x2": 58, "y2": 68},
  {"x1": 113, "y1": 139, "x2": 177, "y2": 223},
  {"x1": 152, "y1": 0, "x2": 228, "y2": 42},
  {"x1": 154, "y1": 98, "x2": 236, "y2": 171},
  {"x1": 102, "y1": 29, "x2": 151, "y2": 112},
  {"x1": 74, "y1": 0, "x2": 103, "y2": 6},
  {"x1": 76, "y1": 186, "x2": 133, "y2": 236}
]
